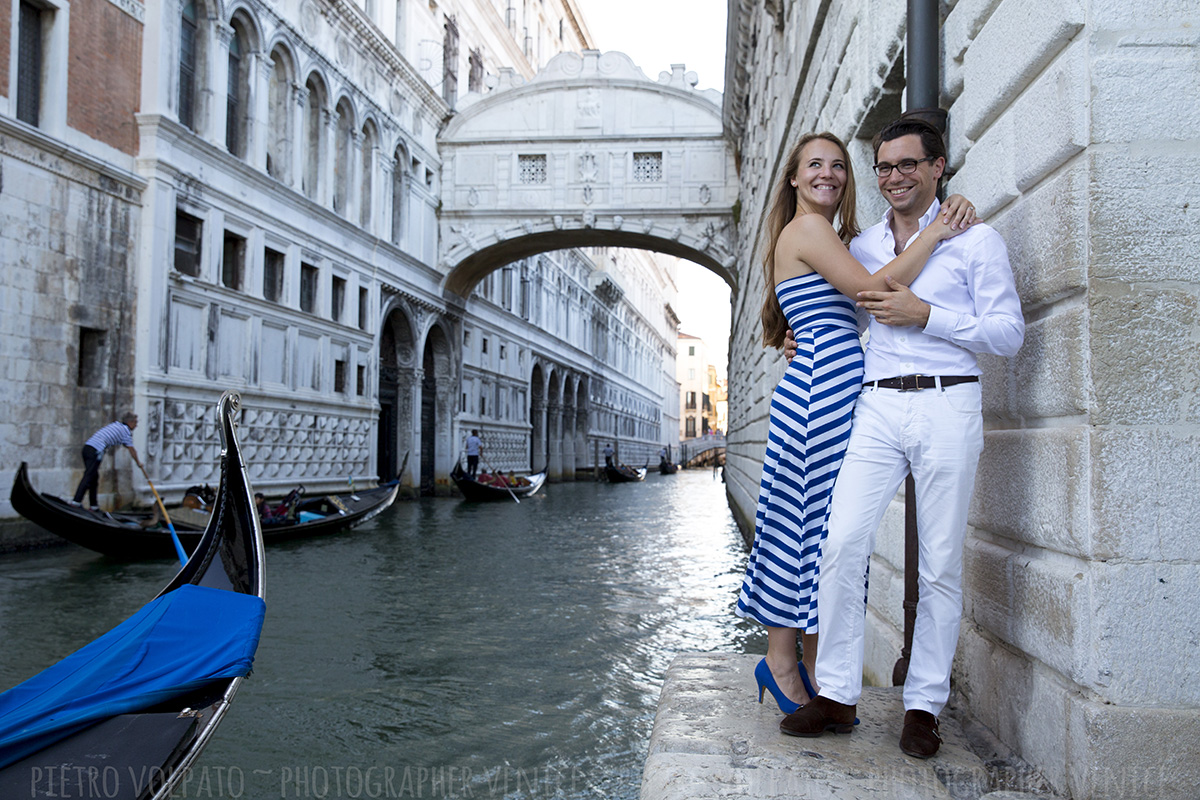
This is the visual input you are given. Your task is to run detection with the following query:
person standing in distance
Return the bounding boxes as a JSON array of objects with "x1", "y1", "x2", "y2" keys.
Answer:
[
  {"x1": 71, "y1": 412, "x2": 142, "y2": 511},
  {"x1": 779, "y1": 115, "x2": 1024, "y2": 758},
  {"x1": 464, "y1": 429, "x2": 482, "y2": 478},
  {"x1": 603, "y1": 442, "x2": 615, "y2": 468}
]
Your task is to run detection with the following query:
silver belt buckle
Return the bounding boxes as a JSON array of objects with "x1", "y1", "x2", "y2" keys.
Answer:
[{"x1": 898, "y1": 374, "x2": 924, "y2": 392}]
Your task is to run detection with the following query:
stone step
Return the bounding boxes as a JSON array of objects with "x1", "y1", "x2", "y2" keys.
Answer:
[{"x1": 641, "y1": 653, "x2": 993, "y2": 800}]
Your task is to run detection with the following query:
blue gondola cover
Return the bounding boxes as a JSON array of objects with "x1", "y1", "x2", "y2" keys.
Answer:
[{"x1": 0, "y1": 584, "x2": 265, "y2": 768}]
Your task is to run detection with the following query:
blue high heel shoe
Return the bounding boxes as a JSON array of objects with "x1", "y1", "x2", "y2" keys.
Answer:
[
  {"x1": 755, "y1": 658, "x2": 803, "y2": 714},
  {"x1": 797, "y1": 661, "x2": 818, "y2": 700}
]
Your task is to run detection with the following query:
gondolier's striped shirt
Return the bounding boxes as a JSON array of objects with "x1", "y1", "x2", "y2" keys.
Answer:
[{"x1": 84, "y1": 421, "x2": 134, "y2": 456}]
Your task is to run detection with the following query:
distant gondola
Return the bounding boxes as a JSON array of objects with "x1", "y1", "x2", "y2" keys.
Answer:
[
  {"x1": 11, "y1": 464, "x2": 400, "y2": 561},
  {"x1": 605, "y1": 463, "x2": 647, "y2": 483},
  {"x1": 451, "y1": 463, "x2": 547, "y2": 501},
  {"x1": 0, "y1": 392, "x2": 265, "y2": 800},
  {"x1": 659, "y1": 460, "x2": 679, "y2": 475}
]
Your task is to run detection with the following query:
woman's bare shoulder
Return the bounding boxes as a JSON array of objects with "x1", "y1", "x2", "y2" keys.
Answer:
[{"x1": 781, "y1": 212, "x2": 835, "y2": 237}]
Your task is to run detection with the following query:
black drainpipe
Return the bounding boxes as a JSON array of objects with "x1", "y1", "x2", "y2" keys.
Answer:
[{"x1": 893, "y1": 0, "x2": 945, "y2": 689}]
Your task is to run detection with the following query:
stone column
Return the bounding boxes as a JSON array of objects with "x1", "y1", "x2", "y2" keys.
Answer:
[
  {"x1": 560, "y1": 395, "x2": 576, "y2": 481},
  {"x1": 547, "y1": 402, "x2": 563, "y2": 482},
  {"x1": 347, "y1": 129, "x2": 362, "y2": 224},
  {"x1": 323, "y1": 109, "x2": 339, "y2": 211},
  {"x1": 289, "y1": 83, "x2": 307, "y2": 190}
]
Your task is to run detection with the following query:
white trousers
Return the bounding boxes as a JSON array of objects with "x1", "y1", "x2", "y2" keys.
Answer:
[{"x1": 814, "y1": 381, "x2": 983, "y2": 715}]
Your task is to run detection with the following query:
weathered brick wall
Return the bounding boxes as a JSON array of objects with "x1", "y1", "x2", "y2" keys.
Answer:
[
  {"x1": 68, "y1": 0, "x2": 142, "y2": 155},
  {"x1": 725, "y1": 0, "x2": 1200, "y2": 796}
]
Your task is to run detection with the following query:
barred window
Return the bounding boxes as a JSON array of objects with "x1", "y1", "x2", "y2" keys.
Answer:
[
  {"x1": 16, "y1": 1, "x2": 43, "y2": 127},
  {"x1": 633, "y1": 152, "x2": 663, "y2": 182},
  {"x1": 221, "y1": 232, "x2": 245, "y2": 290},
  {"x1": 468, "y1": 48, "x2": 484, "y2": 93},
  {"x1": 225, "y1": 25, "x2": 247, "y2": 156},
  {"x1": 300, "y1": 264, "x2": 318, "y2": 313},
  {"x1": 263, "y1": 248, "x2": 284, "y2": 303},
  {"x1": 178, "y1": 0, "x2": 198, "y2": 130},
  {"x1": 331, "y1": 276, "x2": 346, "y2": 322},
  {"x1": 518, "y1": 155, "x2": 547, "y2": 184},
  {"x1": 174, "y1": 211, "x2": 203, "y2": 277}
]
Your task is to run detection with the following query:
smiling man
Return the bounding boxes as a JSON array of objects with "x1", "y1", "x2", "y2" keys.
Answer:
[{"x1": 778, "y1": 114, "x2": 1025, "y2": 758}]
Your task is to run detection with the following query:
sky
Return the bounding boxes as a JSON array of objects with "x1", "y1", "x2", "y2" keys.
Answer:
[
  {"x1": 578, "y1": 0, "x2": 728, "y2": 92},
  {"x1": 576, "y1": 0, "x2": 732, "y2": 375}
]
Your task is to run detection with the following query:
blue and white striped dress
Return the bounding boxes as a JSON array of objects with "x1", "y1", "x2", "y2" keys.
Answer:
[{"x1": 737, "y1": 273, "x2": 864, "y2": 632}]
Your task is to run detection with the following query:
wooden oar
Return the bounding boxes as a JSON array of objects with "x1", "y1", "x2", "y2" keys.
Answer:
[{"x1": 136, "y1": 461, "x2": 188, "y2": 565}]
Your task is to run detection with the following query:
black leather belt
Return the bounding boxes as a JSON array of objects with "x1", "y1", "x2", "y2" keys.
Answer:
[{"x1": 868, "y1": 375, "x2": 979, "y2": 391}]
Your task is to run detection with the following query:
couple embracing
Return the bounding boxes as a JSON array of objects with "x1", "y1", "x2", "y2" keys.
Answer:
[{"x1": 736, "y1": 115, "x2": 1024, "y2": 758}]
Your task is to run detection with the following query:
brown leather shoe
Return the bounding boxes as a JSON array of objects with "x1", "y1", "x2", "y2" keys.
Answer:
[
  {"x1": 779, "y1": 695, "x2": 856, "y2": 737},
  {"x1": 899, "y1": 709, "x2": 941, "y2": 758}
]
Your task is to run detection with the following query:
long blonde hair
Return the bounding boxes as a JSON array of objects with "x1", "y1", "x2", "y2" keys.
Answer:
[{"x1": 760, "y1": 132, "x2": 861, "y2": 348}]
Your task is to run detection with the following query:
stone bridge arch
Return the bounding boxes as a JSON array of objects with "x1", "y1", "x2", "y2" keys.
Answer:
[{"x1": 437, "y1": 50, "x2": 739, "y2": 297}]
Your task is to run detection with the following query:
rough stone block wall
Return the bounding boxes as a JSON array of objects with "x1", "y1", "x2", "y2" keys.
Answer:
[
  {"x1": 0, "y1": 125, "x2": 142, "y2": 513},
  {"x1": 68, "y1": 0, "x2": 142, "y2": 156},
  {"x1": 725, "y1": 0, "x2": 1200, "y2": 797}
]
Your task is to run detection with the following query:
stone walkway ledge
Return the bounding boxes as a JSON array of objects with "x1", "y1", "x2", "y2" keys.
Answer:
[{"x1": 641, "y1": 653, "x2": 1047, "y2": 800}]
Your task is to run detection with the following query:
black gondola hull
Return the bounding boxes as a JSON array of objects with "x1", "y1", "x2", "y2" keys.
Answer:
[
  {"x1": 11, "y1": 464, "x2": 399, "y2": 560},
  {"x1": 450, "y1": 463, "x2": 547, "y2": 501},
  {"x1": 605, "y1": 465, "x2": 646, "y2": 483}
]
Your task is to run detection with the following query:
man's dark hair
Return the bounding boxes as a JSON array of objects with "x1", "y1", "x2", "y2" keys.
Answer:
[{"x1": 872, "y1": 113, "x2": 947, "y2": 163}]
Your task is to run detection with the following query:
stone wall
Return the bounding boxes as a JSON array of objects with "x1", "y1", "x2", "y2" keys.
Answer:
[
  {"x1": 722, "y1": 1, "x2": 1200, "y2": 797},
  {"x1": 0, "y1": 120, "x2": 144, "y2": 513}
]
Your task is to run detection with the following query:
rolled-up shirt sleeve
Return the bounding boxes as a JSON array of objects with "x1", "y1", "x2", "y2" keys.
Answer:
[{"x1": 922, "y1": 230, "x2": 1024, "y2": 357}]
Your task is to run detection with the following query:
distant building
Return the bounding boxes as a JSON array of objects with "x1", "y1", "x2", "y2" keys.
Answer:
[{"x1": 677, "y1": 333, "x2": 720, "y2": 439}]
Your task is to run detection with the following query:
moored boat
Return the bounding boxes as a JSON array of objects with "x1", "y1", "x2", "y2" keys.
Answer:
[
  {"x1": 0, "y1": 392, "x2": 266, "y2": 799},
  {"x1": 11, "y1": 466, "x2": 400, "y2": 561},
  {"x1": 450, "y1": 462, "x2": 547, "y2": 501}
]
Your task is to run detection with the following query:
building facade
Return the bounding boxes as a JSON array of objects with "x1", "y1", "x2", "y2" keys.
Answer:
[
  {"x1": 677, "y1": 332, "x2": 721, "y2": 440},
  {"x1": 722, "y1": 1, "x2": 1200, "y2": 797},
  {"x1": 0, "y1": 0, "x2": 681, "y2": 513}
]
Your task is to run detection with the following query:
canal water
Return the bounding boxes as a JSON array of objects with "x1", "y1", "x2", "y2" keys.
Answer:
[{"x1": 0, "y1": 469, "x2": 764, "y2": 799}]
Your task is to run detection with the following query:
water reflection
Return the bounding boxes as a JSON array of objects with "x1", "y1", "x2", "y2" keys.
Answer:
[{"x1": 0, "y1": 471, "x2": 763, "y2": 798}]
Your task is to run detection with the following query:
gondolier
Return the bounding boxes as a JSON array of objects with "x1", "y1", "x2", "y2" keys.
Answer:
[
  {"x1": 464, "y1": 429, "x2": 482, "y2": 478},
  {"x1": 71, "y1": 413, "x2": 142, "y2": 510}
]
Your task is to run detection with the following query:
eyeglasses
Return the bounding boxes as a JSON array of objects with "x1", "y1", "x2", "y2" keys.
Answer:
[{"x1": 872, "y1": 156, "x2": 937, "y2": 177}]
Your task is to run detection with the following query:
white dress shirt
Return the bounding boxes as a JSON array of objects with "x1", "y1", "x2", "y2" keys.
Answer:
[{"x1": 849, "y1": 199, "x2": 1025, "y2": 381}]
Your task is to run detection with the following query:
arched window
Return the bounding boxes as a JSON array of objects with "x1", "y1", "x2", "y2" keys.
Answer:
[
  {"x1": 333, "y1": 100, "x2": 353, "y2": 216},
  {"x1": 225, "y1": 22, "x2": 249, "y2": 157},
  {"x1": 360, "y1": 123, "x2": 375, "y2": 229},
  {"x1": 178, "y1": 0, "x2": 198, "y2": 129},
  {"x1": 267, "y1": 50, "x2": 292, "y2": 182},
  {"x1": 302, "y1": 77, "x2": 324, "y2": 200}
]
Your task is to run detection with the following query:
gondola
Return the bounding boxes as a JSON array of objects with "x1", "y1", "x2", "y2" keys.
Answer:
[
  {"x1": 11, "y1": 465, "x2": 400, "y2": 561},
  {"x1": 605, "y1": 463, "x2": 647, "y2": 483},
  {"x1": 658, "y1": 460, "x2": 679, "y2": 475},
  {"x1": 450, "y1": 462, "x2": 547, "y2": 501},
  {"x1": 0, "y1": 392, "x2": 266, "y2": 800}
]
